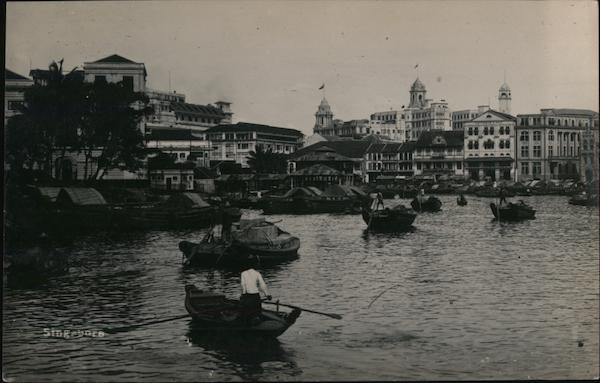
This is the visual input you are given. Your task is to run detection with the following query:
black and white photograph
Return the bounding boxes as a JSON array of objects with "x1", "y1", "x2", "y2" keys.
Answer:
[{"x1": 3, "y1": 0, "x2": 599, "y2": 381}]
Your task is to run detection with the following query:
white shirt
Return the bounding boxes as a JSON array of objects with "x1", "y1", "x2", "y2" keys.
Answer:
[{"x1": 241, "y1": 268, "x2": 269, "y2": 295}]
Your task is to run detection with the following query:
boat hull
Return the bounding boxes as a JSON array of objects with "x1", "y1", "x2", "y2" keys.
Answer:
[
  {"x1": 184, "y1": 285, "x2": 301, "y2": 338},
  {"x1": 410, "y1": 197, "x2": 442, "y2": 212},
  {"x1": 490, "y1": 202, "x2": 536, "y2": 221},
  {"x1": 362, "y1": 208, "x2": 416, "y2": 231}
]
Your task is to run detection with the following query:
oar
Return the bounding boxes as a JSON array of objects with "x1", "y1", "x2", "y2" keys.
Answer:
[
  {"x1": 262, "y1": 301, "x2": 342, "y2": 320},
  {"x1": 104, "y1": 314, "x2": 190, "y2": 334}
]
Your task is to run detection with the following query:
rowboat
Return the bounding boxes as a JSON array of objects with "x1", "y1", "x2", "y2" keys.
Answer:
[
  {"x1": 362, "y1": 204, "x2": 416, "y2": 231},
  {"x1": 184, "y1": 284, "x2": 301, "y2": 338},
  {"x1": 490, "y1": 201, "x2": 536, "y2": 221},
  {"x1": 457, "y1": 195, "x2": 467, "y2": 206}
]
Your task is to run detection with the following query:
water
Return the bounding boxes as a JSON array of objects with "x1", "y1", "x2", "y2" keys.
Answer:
[{"x1": 3, "y1": 195, "x2": 599, "y2": 381}]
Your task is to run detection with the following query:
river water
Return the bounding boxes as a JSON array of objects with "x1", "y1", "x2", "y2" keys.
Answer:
[{"x1": 3, "y1": 195, "x2": 599, "y2": 381}]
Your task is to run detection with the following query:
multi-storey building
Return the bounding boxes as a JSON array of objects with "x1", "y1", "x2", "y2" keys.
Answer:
[
  {"x1": 4, "y1": 69, "x2": 33, "y2": 125},
  {"x1": 402, "y1": 78, "x2": 452, "y2": 141},
  {"x1": 581, "y1": 116, "x2": 599, "y2": 185},
  {"x1": 313, "y1": 97, "x2": 335, "y2": 135},
  {"x1": 515, "y1": 108, "x2": 598, "y2": 181},
  {"x1": 463, "y1": 109, "x2": 516, "y2": 181},
  {"x1": 205, "y1": 122, "x2": 304, "y2": 168},
  {"x1": 451, "y1": 105, "x2": 489, "y2": 131},
  {"x1": 369, "y1": 111, "x2": 405, "y2": 142},
  {"x1": 363, "y1": 142, "x2": 415, "y2": 182},
  {"x1": 83, "y1": 54, "x2": 147, "y2": 92},
  {"x1": 412, "y1": 130, "x2": 464, "y2": 179}
]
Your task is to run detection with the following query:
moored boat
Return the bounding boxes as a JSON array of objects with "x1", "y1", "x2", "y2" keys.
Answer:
[
  {"x1": 410, "y1": 195, "x2": 442, "y2": 212},
  {"x1": 457, "y1": 195, "x2": 467, "y2": 206},
  {"x1": 490, "y1": 200, "x2": 536, "y2": 221},
  {"x1": 184, "y1": 284, "x2": 301, "y2": 338},
  {"x1": 568, "y1": 192, "x2": 598, "y2": 206}
]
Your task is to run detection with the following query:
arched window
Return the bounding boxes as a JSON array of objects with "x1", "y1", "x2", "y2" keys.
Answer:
[
  {"x1": 505, "y1": 126, "x2": 510, "y2": 135},
  {"x1": 468, "y1": 127, "x2": 473, "y2": 136},
  {"x1": 548, "y1": 130, "x2": 554, "y2": 141},
  {"x1": 505, "y1": 140, "x2": 510, "y2": 149},
  {"x1": 500, "y1": 126, "x2": 504, "y2": 135},
  {"x1": 499, "y1": 141, "x2": 505, "y2": 149},
  {"x1": 468, "y1": 141, "x2": 473, "y2": 149},
  {"x1": 484, "y1": 127, "x2": 489, "y2": 135},
  {"x1": 474, "y1": 127, "x2": 479, "y2": 136},
  {"x1": 490, "y1": 126, "x2": 494, "y2": 135}
]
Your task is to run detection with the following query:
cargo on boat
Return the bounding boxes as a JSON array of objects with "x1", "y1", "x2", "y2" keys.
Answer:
[
  {"x1": 262, "y1": 186, "x2": 360, "y2": 215},
  {"x1": 179, "y1": 218, "x2": 300, "y2": 267},
  {"x1": 490, "y1": 200, "x2": 536, "y2": 221},
  {"x1": 362, "y1": 200, "x2": 416, "y2": 231},
  {"x1": 184, "y1": 284, "x2": 301, "y2": 338}
]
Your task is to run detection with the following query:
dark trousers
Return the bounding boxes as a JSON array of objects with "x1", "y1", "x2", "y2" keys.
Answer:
[{"x1": 240, "y1": 293, "x2": 261, "y2": 319}]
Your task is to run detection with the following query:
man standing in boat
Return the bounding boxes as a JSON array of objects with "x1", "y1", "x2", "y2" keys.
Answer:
[{"x1": 240, "y1": 256, "x2": 272, "y2": 323}]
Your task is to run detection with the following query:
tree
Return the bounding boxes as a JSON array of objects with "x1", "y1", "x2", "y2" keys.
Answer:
[
  {"x1": 246, "y1": 147, "x2": 288, "y2": 174},
  {"x1": 5, "y1": 59, "x2": 152, "y2": 182}
]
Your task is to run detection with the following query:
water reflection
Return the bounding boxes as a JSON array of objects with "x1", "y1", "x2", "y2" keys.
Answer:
[{"x1": 185, "y1": 329, "x2": 301, "y2": 379}]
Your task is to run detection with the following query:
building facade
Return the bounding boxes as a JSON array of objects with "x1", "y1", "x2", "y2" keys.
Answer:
[
  {"x1": 515, "y1": 108, "x2": 598, "y2": 182},
  {"x1": 451, "y1": 105, "x2": 489, "y2": 131},
  {"x1": 363, "y1": 142, "x2": 415, "y2": 183},
  {"x1": 412, "y1": 130, "x2": 464, "y2": 179},
  {"x1": 83, "y1": 54, "x2": 147, "y2": 93},
  {"x1": 369, "y1": 111, "x2": 405, "y2": 142},
  {"x1": 4, "y1": 69, "x2": 33, "y2": 125},
  {"x1": 205, "y1": 122, "x2": 304, "y2": 168},
  {"x1": 313, "y1": 97, "x2": 334, "y2": 135},
  {"x1": 580, "y1": 116, "x2": 599, "y2": 185},
  {"x1": 463, "y1": 109, "x2": 516, "y2": 181},
  {"x1": 403, "y1": 78, "x2": 452, "y2": 141}
]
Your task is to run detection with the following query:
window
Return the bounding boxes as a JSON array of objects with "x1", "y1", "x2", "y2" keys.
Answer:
[
  {"x1": 505, "y1": 140, "x2": 510, "y2": 149},
  {"x1": 94, "y1": 75, "x2": 106, "y2": 84},
  {"x1": 7, "y1": 101, "x2": 23, "y2": 110},
  {"x1": 468, "y1": 141, "x2": 473, "y2": 150},
  {"x1": 474, "y1": 141, "x2": 479, "y2": 149},
  {"x1": 468, "y1": 127, "x2": 473, "y2": 136},
  {"x1": 521, "y1": 145, "x2": 529, "y2": 158},
  {"x1": 548, "y1": 146, "x2": 553, "y2": 157},
  {"x1": 520, "y1": 131, "x2": 529, "y2": 141},
  {"x1": 457, "y1": 162, "x2": 462, "y2": 169},
  {"x1": 499, "y1": 126, "x2": 504, "y2": 135},
  {"x1": 533, "y1": 145, "x2": 541, "y2": 157},
  {"x1": 499, "y1": 141, "x2": 505, "y2": 149},
  {"x1": 474, "y1": 127, "x2": 479, "y2": 136},
  {"x1": 484, "y1": 127, "x2": 489, "y2": 135},
  {"x1": 533, "y1": 131, "x2": 541, "y2": 141},
  {"x1": 179, "y1": 153, "x2": 186, "y2": 158},
  {"x1": 505, "y1": 126, "x2": 510, "y2": 135},
  {"x1": 490, "y1": 126, "x2": 494, "y2": 135},
  {"x1": 533, "y1": 162, "x2": 541, "y2": 176},
  {"x1": 521, "y1": 162, "x2": 529, "y2": 175},
  {"x1": 548, "y1": 130, "x2": 554, "y2": 141}
]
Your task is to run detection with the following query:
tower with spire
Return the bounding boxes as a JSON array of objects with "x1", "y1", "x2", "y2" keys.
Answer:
[
  {"x1": 498, "y1": 80, "x2": 511, "y2": 114},
  {"x1": 314, "y1": 97, "x2": 334, "y2": 135},
  {"x1": 408, "y1": 78, "x2": 427, "y2": 109}
]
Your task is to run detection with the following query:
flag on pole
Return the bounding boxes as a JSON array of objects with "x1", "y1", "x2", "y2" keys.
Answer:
[
  {"x1": 414, "y1": 64, "x2": 419, "y2": 69},
  {"x1": 319, "y1": 83, "x2": 325, "y2": 90}
]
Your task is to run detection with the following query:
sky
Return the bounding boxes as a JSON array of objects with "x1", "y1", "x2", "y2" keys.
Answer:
[{"x1": 5, "y1": 0, "x2": 599, "y2": 135}]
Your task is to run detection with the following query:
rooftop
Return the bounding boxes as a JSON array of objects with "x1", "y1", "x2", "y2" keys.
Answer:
[
  {"x1": 290, "y1": 140, "x2": 372, "y2": 160},
  {"x1": 171, "y1": 102, "x2": 225, "y2": 117},
  {"x1": 5, "y1": 69, "x2": 31, "y2": 81},
  {"x1": 415, "y1": 130, "x2": 464, "y2": 148},
  {"x1": 205, "y1": 122, "x2": 304, "y2": 137}
]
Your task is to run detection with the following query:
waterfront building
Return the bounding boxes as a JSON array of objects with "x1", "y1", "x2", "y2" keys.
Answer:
[
  {"x1": 205, "y1": 122, "x2": 304, "y2": 168},
  {"x1": 313, "y1": 97, "x2": 369, "y2": 138},
  {"x1": 364, "y1": 142, "x2": 415, "y2": 183},
  {"x1": 4, "y1": 69, "x2": 33, "y2": 126},
  {"x1": 83, "y1": 54, "x2": 147, "y2": 92},
  {"x1": 515, "y1": 108, "x2": 598, "y2": 182},
  {"x1": 288, "y1": 140, "x2": 372, "y2": 184},
  {"x1": 148, "y1": 154, "x2": 195, "y2": 191},
  {"x1": 451, "y1": 105, "x2": 489, "y2": 131},
  {"x1": 403, "y1": 78, "x2": 452, "y2": 141},
  {"x1": 412, "y1": 130, "x2": 464, "y2": 179},
  {"x1": 145, "y1": 128, "x2": 210, "y2": 167},
  {"x1": 463, "y1": 109, "x2": 517, "y2": 181},
  {"x1": 369, "y1": 111, "x2": 405, "y2": 142},
  {"x1": 581, "y1": 116, "x2": 599, "y2": 185}
]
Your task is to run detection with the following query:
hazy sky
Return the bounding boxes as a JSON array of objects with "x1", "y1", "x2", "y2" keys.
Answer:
[{"x1": 6, "y1": 0, "x2": 598, "y2": 135}]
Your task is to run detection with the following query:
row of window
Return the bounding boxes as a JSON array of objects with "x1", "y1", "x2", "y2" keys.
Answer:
[
  {"x1": 520, "y1": 117, "x2": 589, "y2": 128},
  {"x1": 519, "y1": 162, "x2": 578, "y2": 176},
  {"x1": 466, "y1": 126, "x2": 511, "y2": 136},
  {"x1": 415, "y1": 162, "x2": 462, "y2": 170},
  {"x1": 176, "y1": 114, "x2": 219, "y2": 124}
]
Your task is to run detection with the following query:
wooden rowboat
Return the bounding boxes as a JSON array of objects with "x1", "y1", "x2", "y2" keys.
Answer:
[
  {"x1": 184, "y1": 284, "x2": 301, "y2": 338},
  {"x1": 490, "y1": 201, "x2": 536, "y2": 221}
]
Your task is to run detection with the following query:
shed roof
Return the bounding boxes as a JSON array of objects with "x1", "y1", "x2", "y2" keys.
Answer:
[
  {"x1": 205, "y1": 122, "x2": 304, "y2": 137},
  {"x1": 57, "y1": 188, "x2": 107, "y2": 205},
  {"x1": 291, "y1": 164, "x2": 341, "y2": 176},
  {"x1": 171, "y1": 102, "x2": 225, "y2": 117},
  {"x1": 290, "y1": 140, "x2": 371, "y2": 160}
]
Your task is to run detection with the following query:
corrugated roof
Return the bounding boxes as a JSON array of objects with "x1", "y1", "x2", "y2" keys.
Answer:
[
  {"x1": 415, "y1": 130, "x2": 464, "y2": 148},
  {"x1": 290, "y1": 140, "x2": 371, "y2": 160},
  {"x1": 58, "y1": 188, "x2": 107, "y2": 205},
  {"x1": 5, "y1": 69, "x2": 30, "y2": 81},
  {"x1": 542, "y1": 108, "x2": 599, "y2": 117},
  {"x1": 291, "y1": 164, "x2": 341, "y2": 176},
  {"x1": 171, "y1": 102, "x2": 225, "y2": 117},
  {"x1": 205, "y1": 122, "x2": 304, "y2": 137}
]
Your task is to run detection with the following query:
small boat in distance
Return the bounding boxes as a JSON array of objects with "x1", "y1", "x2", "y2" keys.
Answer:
[
  {"x1": 457, "y1": 194, "x2": 467, "y2": 206},
  {"x1": 568, "y1": 191, "x2": 598, "y2": 206},
  {"x1": 184, "y1": 284, "x2": 301, "y2": 338},
  {"x1": 490, "y1": 200, "x2": 536, "y2": 221}
]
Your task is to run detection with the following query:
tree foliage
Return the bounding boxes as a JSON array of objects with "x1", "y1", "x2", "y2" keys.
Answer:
[
  {"x1": 5, "y1": 59, "x2": 152, "y2": 181},
  {"x1": 246, "y1": 147, "x2": 288, "y2": 174}
]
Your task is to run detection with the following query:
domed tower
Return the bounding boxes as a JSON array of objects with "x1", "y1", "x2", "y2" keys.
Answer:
[
  {"x1": 314, "y1": 97, "x2": 334, "y2": 134},
  {"x1": 498, "y1": 82, "x2": 511, "y2": 114},
  {"x1": 408, "y1": 78, "x2": 427, "y2": 108}
]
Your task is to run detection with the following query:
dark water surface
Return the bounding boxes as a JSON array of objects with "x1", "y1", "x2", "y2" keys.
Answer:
[{"x1": 3, "y1": 195, "x2": 599, "y2": 381}]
